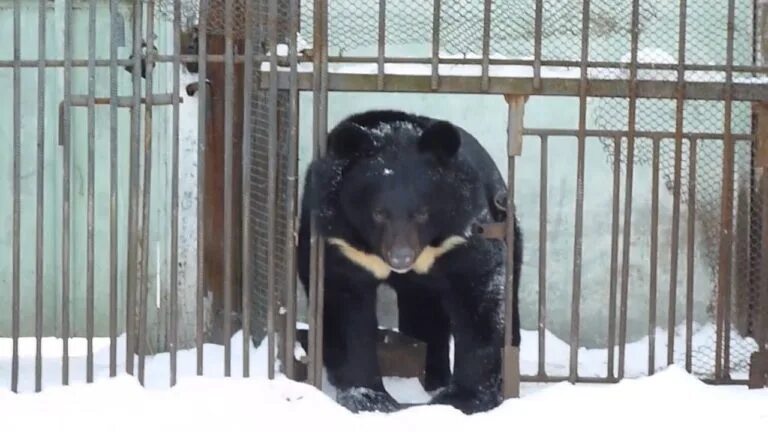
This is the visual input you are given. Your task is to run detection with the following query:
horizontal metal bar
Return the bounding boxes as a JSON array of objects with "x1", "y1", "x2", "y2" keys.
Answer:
[
  {"x1": 66, "y1": 94, "x2": 180, "y2": 106},
  {"x1": 523, "y1": 128, "x2": 753, "y2": 141},
  {"x1": 263, "y1": 72, "x2": 768, "y2": 101},
  {"x1": 7, "y1": 55, "x2": 765, "y2": 74},
  {"x1": 0, "y1": 54, "x2": 262, "y2": 68},
  {"x1": 321, "y1": 56, "x2": 768, "y2": 74}
]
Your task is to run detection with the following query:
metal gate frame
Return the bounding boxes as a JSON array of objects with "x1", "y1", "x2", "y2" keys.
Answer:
[{"x1": 3, "y1": 0, "x2": 768, "y2": 400}]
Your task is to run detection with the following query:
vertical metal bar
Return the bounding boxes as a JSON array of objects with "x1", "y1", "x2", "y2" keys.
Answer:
[
  {"x1": 607, "y1": 136, "x2": 621, "y2": 379},
  {"x1": 283, "y1": 0, "x2": 301, "y2": 380},
  {"x1": 169, "y1": 0, "x2": 183, "y2": 387},
  {"x1": 35, "y1": 0, "x2": 47, "y2": 393},
  {"x1": 431, "y1": 0, "x2": 440, "y2": 90},
  {"x1": 223, "y1": 0, "x2": 235, "y2": 379},
  {"x1": 685, "y1": 138, "x2": 697, "y2": 372},
  {"x1": 62, "y1": 0, "x2": 75, "y2": 386},
  {"x1": 377, "y1": 0, "x2": 386, "y2": 90},
  {"x1": 315, "y1": 0, "x2": 330, "y2": 389},
  {"x1": 618, "y1": 0, "x2": 640, "y2": 380},
  {"x1": 480, "y1": 0, "x2": 491, "y2": 91},
  {"x1": 308, "y1": 0, "x2": 329, "y2": 388},
  {"x1": 537, "y1": 134, "x2": 548, "y2": 378},
  {"x1": 717, "y1": 0, "x2": 737, "y2": 381},
  {"x1": 503, "y1": 95, "x2": 523, "y2": 399},
  {"x1": 137, "y1": 0, "x2": 157, "y2": 386},
  {"x1": 569, "y1": 0, "x2": 591, "y2": 383},
  {"x1": 533, "y1": 0, "x2": 543, "y2": 90},
  {"x1": 241, "y1": 0, "x2": 255, "y2": 379},
  {"x1": 266, "y1": 0, "x2": 280, "y2": 381},
  {"x1": 668, "y1": 0, "x2": 688, "y2": 368},
  {"x1": 86, "y1": 0, "x2": 97, "y2": 384},
  {"x1": 11, "y1": 0, "x2": 21, "y2": 394},
  {"x1": 126, "y1": 0, "x2": 145, "y2": 378},
  {"x1": 197, "y1": 0, "x2": 210, "y2": 377},
  {"x1": 108, "y1": 0, "x2": 120, "y2": 379},
  {"x1": 649, "y1": 138, "x2": 660, "y2": 375}
]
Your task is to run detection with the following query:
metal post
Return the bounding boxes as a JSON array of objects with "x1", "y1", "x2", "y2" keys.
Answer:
[{"x1": 502, "y1": 94, "x2": 524, "y2": 399}]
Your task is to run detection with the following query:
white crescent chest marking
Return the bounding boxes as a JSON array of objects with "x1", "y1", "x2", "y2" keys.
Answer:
[{"x1": 326, "y1": 236, "x2": 468, "y2": 280}]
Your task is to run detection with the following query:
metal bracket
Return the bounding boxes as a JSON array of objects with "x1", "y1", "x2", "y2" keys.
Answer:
[{"x1": 748, "y1": 351, "x2": 768, "y2": 389}]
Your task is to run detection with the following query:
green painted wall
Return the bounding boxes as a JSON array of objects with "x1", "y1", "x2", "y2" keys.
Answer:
[{"x1": 0, "y1": 0, "x2": 182, "y2": 339}]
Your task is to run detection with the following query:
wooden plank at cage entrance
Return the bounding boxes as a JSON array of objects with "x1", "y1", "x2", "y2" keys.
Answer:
[{"x1": 201, "y1": 0, "x2": 246, "y2": 345}]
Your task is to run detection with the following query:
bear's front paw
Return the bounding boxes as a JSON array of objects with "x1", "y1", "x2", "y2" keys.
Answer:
[
  {"x1": 428, "y1": 385, "x2": 502, "y2": 415},
  {"x1": 335, "y1": 387, "x2": 401, "y2": 414}
]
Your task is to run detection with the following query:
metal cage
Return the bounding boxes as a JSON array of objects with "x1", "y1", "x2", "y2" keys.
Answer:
[{"x1": 1, "y1": 0, "x2": 767, "y2": 399}]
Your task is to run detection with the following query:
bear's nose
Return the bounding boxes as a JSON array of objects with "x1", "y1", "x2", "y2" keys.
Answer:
[{"x1": 388, "y1": 247, "x2": 415, "y2": 270}]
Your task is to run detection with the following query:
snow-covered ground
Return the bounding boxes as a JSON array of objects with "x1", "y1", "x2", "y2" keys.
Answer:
[{"x1": 2, "y1": 329, "x2": 766, "y2": 431}]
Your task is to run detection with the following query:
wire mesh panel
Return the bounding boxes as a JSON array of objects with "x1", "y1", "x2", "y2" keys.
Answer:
[{"x1": 247, "y1": 0, "x2": 293, "y2": 355}]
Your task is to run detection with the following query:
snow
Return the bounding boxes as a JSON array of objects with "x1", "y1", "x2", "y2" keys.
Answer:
[{"x1": 1, "y1": 331, "x2": 767, "y2": 431}]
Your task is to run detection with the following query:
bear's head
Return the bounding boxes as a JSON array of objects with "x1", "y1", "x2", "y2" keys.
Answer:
[{"x1": 321, "y1": 118, "x2": 484, "y2": 274}]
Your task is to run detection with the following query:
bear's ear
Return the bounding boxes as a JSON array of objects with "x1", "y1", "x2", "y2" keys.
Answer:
[
  {"x1": 417, "y1": 121, "x2": 461, "y2": 163},
  {"x1": 327, "y1": 121, "x2": 374, "y2": 160}
]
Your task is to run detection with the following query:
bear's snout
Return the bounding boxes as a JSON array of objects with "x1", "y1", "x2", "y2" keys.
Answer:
[{"x1": 386, "y1": 246, "x2": 416, "y2": 272}]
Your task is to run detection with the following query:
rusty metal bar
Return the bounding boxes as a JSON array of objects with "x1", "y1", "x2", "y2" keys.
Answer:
[
  {"x1": 308, "y1": 0, "x2": 329, "y2": 388},
  {"x1": 61, "y1": 0, "x2": 75, "y2": 385},
  {"x1": 533, "y1": 0, "x2": 543, "y2": 90},
  {"x1": 11, "y1": 0, "x2": 21, "y2": 394},
  {"x1": 668, "y1": 0, "x2": 688, "y2": 368},
  {"x1": 649, "y1": 138, "x2": 660, "y2": 375},
  {"x1": 0, "y1": 54, "x2": 261, "y2": 68},
  {"x1": 721, "y1": 0, "x2": 737, "y2": 380},
  {"x1": 108, "y1": 0, "x2": 119, "y2": 379},
  {"x1": 66, "y1": 95, "x2": 178, "y2": 106},
  {"x1": 481, "y1": 0, "x2": 491, "y2": 91},
  {"x1": 125, "y1": 0, "x2": 144, "y2": 378},
  {"x1": 197, "y1": 0, "x2": 210, "y2": 376},
  {"x1": 137, "y1": 0, "x2": 157, "y2": 386},
  {"x1": 618, "y1": 0, "x2": 641, "y2": 379},
  {"x1": 685, "y1": 138, "x2": 698, "y2": 372},
  {"x1": 86, "y1": 0, "x2": 97, "y2": 384},
  {"x1": 522, "y1": 128, "x2": 752, "y2": 141},
  {"x1": 503, "y1": 94, "x2": 523, "y2": 399},
  {"x1": 607, "y1": 136, "x2": 621, "y2": 379},
  {"x1": 377, "y1": 0, "x2": 386, "y2": 90},
  {"x1": 223, "y1": 0, "x2": 235, "y2": 378},
  {"x1": 7, "y1": 56, "x2": 768, "y2": 74},
  {"x1": 537, "y1": 134, "x2": 548, "y2": 378},
  {"x1": 241, "y1": 0, "x2": 255, "y2": 379},
  {"x1": 569, "y1": 0, "x2": 591, "y2": 383},
  {"x1": 430, "y1": 0, "x2": 440, "y2": 90},
  {"x1": 34, "y1": 0, "x2": 46, "y2": 392},
  {"x1": 169, "y1": 0, "x2": 183, "y2": 387},
  {"x1": 266, "y1": 0, "x2": 280, "y2": 380},
  {"x1": 266, "y1": 73, "x2": 768, "y2": 101},
  {"x1": 283, "y1": 0, "x2": 301, "y2": 380}
]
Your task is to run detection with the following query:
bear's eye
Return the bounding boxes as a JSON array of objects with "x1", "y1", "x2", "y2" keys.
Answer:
[
  {"x1": 372, "y1": 209, "x2": 388, "y2": 223},
  {"x1": 413, "y1": 208, "x2": 429, "y2": 223}
]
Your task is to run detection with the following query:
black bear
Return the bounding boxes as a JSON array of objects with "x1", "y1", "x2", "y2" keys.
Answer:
[{"x1": 297, "y1": 109, "x2": 522, "y2": 415}]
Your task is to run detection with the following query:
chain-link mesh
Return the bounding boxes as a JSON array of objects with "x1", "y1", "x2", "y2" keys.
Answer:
[
  {"x1": 247, "y1": 0, "x2": 292, "y2": 347},
  {"x1": 154, "y1": 0, "x2": 765, "y2": 381},
  {"x1": 287, "y1": 0, "x2": 764, "y2": 381}
]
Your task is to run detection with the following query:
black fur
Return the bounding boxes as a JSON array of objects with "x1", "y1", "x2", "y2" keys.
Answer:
[{"x1": 297, "y1": 109, "x2": 522, "y2": 415}]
